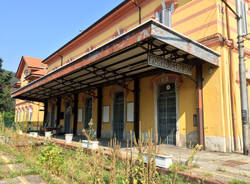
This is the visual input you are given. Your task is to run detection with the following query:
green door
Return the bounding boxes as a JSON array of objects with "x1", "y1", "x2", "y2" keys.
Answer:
[
  {"x1": 113, "y1": 92, "x2": 124, "y2": 140},
  {"x1": 64, "y1": 102, "x2": 71, "y2": 133},
  {"x1": 158, "y1": 83, "x2": 176, "y2": 145},
  {"x1": 84, "y1": 98, "x2": 92, "y2": 129},
  {"x1": 51, "y1": 104, "x2": 55, "y2": 128}
]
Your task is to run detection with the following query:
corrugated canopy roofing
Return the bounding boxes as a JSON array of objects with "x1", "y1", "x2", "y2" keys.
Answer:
[{"x1": 12, "y1": 20, "x2": 220, "y2": 102}]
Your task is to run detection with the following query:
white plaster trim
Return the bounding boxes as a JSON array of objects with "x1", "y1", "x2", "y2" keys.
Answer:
[
  {"x1": 205, "y1": 136, "x2": 226, "y2": 152},
  {"x1": 236, "y1": 136, "x2": 243, "y2": 152}
]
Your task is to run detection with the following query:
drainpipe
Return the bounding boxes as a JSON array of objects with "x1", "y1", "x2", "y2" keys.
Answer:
[
  {"x1": 130, "y1": 0, "x2": 141, "y2": 24},
  {"x1": 236, "y1": 0, "x2": 249, "y2": 155},
  {"x1": 225, "y1": 0, "x2": 237, "y2": 151},
  {"x1": 196, "y1": 64, "x2": 205, "y2": 149}
]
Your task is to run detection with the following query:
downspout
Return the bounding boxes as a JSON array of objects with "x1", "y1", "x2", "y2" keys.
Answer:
[
  {"x1": 130, "y1": 0, "x2": 142, "y2": 24},
  {"x1": 196, "y1": 64, "x2": 205, "y2": 149},
  {"x1": 225, "y1": 0, "x2": 237, "y2": 151}
]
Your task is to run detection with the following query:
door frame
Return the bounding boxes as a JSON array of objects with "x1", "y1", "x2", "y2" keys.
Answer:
[
  {"x1": 153, "y1": 79, "x2": 179, "y2": 145},
  {"x1": 111, "y1": 90, "x2": 126, "y2": 140}
]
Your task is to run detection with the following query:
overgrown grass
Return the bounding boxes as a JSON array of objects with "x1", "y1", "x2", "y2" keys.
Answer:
[
  {"x1": 0, "y1": 128, "x2": 197, "y2": 184},
  {"x1": 1, "y1": 126, "x2": 247, "y2": 184},
  {"x1": 230, "y1": 180, "x2": 250, "y2": 184}
]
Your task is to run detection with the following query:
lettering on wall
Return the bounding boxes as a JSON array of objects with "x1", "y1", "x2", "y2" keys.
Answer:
[{"x1": 147, "y1": 53, "x2": 193, "y2": 75}]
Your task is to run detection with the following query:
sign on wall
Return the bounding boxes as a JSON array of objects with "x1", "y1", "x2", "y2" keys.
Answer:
[
  {"x1": 148, "y1": 54, "x2": 193, "y2": 75},
  {"x1": 103, "y1": 106, "x2": 110, "y2": 123},
  {"x1": 127, "y1": 102, "x2": 134, "y2": 122},
  {"x1": 78, "y1": 108, "x2": 82, "y2": 122}
]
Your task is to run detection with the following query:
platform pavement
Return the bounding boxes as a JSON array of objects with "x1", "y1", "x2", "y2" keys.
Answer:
[
  {"x1": 0, "y1": 151, "x2": 46, "y2": 184},
  {"x1": 151, "y1": 144, "x2": 250, "y2": 183}
]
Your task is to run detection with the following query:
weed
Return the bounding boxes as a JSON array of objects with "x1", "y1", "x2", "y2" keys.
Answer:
[
  {"x1": 82, "y1": 118, "x2": 97, "y2": 141},
  {"x1": 109, "y1": 138, "x2": 121, "y2": 184},
  {"x1": 0, "y1": 126, "x2": 206, "y2": 184},
  {"x1": 38, "y1": 143, "x2": 64, "y2": 175},
  {"x1": 230, "y1": 179, "x2": 250, "y2": 184},
  {"x1": 217, "y1": 167, "x2": 227, "y2": 172},
  {"x1": 186, "y1": 144, "x2": 202, "y2": 169}
]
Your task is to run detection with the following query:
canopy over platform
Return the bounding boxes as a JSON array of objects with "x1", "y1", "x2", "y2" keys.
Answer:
[{"x1": 11, "y1": 19, "x2": 220, "y2": 102}]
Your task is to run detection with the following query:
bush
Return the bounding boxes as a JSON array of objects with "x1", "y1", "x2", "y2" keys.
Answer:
[{"x1": 38, "y1": 144, "x2": 64, "y2": 175}]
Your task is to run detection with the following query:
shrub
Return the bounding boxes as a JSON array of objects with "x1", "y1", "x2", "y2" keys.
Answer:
[
  {"x1": 82, "y1": 118, "x2": 96, "y2": 141},
  {"x1": 38, "y1": 144, "x2": 64, "y2": 175}
]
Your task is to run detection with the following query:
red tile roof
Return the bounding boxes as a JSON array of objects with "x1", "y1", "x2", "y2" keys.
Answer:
[
  {"x1": 16, "y1": 56, "x2": 47, "y2": 79},
  {"x1": 22, "y1": 56, "x2": 43, "y2": 68}
]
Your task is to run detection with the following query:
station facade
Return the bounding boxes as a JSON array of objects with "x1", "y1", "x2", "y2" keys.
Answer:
[
  {"x1": 14, "y1": 56, "x2": 46, "y2": 127},
  {"x1": 12, "y1": 0, "x2": 250, "y2": 152}
]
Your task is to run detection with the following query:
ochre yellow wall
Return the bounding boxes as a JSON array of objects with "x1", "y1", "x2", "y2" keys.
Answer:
[
  {"x1": 140, "y1": 76, "x2": 154, "y2": 133},
  {"x1": 178, "y1": 68, "x2": 197, "y2": 143},
  {"x1": 101, "y1": 81, "x2": 135, "y2": 135},
  {"x1": 15, "y1": 0, "x2": 250, "y2": 152},
  {"x1": 77, "y1": 91, "x2": 98, "y2": 134},
  {"x1": 46, "y1": 0, "x2": 224, "y2": 72},
  {"x1": 173, "y1": 0, "x2": 218, "y2": 40},
  {"x1": 15, "y1": 62, "x2": 44, "y2": 127}
]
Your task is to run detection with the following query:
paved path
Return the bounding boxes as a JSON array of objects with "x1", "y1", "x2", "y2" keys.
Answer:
[
  {"x1": 0, "y1": 151, "x2": 46, "y2": 184},
  {"x1": 120, "y1": 144, "x2": 250, "y2": 183}
]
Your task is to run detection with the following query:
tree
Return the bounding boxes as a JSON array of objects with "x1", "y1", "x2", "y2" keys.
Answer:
[{"x1": 0, "y1": 58, "x2": 15, "y2": 122}]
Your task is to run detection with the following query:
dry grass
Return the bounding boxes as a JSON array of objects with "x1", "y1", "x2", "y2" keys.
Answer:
[{"x1": 0, "y1": 126, "x2": 206, "y2": 184}]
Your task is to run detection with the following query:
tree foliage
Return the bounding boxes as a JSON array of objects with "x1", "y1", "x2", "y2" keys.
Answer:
[{"x1": 0, "y1": 58, "x2": 15, "y2": 122}]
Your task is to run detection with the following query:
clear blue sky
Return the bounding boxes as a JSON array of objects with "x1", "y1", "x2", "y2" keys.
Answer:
[{"x1": 0, "y1": 0, "x2": 124, "y2": 72}]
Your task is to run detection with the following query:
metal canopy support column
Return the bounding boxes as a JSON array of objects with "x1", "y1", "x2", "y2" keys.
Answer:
[
  {"x1": 97, "y1": 87, "x2": 103, "y2": 138},
  {"x1": 134, "y1": 78, "x2": 140, "y2": 140},
  {"x1": 56, "y1": 97, "x2": 61, "y2": 127},
  {"x1": 196, "y1": 64, "x2": 205, "y2": 149},
  {"x1": 73, "y1": 93, "x2": 78, "y2": 135},
  {"x1": 43, "y1": 101, "x2": 48, "y2": 127}
]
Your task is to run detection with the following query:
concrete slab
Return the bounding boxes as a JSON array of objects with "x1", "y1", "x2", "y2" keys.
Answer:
[
  {"x1": 0, "y1": 152, "x2": 17, "y2": 164},
  {"x1": 0, "y1": 175, "x2": 46, "y2": 184},
  {"x1": 0, "y1": 163, "x2": 28, "y2": 175},
  {"x1": 155, "y1": 144, "x2": 250, "y2": 182}
]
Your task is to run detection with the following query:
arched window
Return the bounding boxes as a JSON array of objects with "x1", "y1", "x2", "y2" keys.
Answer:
[
  {"x1": 155, "y1": 2, "x2": 174, "y2": 27},
  {"x1": 24, "y1": 70, "x2": 29, "y2": 78}
]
